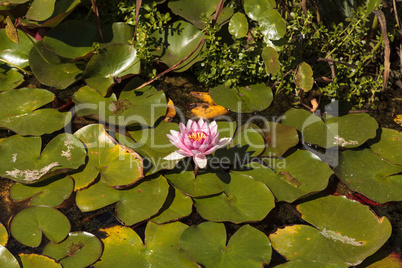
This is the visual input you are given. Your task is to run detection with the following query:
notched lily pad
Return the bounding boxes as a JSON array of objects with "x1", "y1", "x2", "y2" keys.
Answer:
[
  {"x1": 93, "y1": 222, "x2": 197, "y2": 267},
  {"x1": 19, "y1": 253, "x2": 62, "y2": 268},
  {"x1": 0, "y1": 88, "x2": 72, "y2": 135},
  {"x1": 29, "y1": 40, "x2": 83, "y2": 89},
  {"x1": 164, "y1": 169, "x2": 226, "y2": 197},
  {"x1": 194, "y1": 173, "x2": 275, "y2": 223},
  {"x1": 230, "y1": 123, "x2": 265, "y2": 157},
  {"x1": 0, "y1": 64, "x2": 23, "y2": 91},
  {"x1": 178, "y1": 222, "x2": 272, "y2": 267},
  {"x1": 83, "y1": 44, "x2": 140, "y2": 95},
  {"x1": 42, "y1": 232, "x2": 102, "y2": 268},
  {"x1": 72, "y1": 124, "x2": 143, "y2": 190},
  {"x1": 76, "y1": 175, "x2": 169, "y2": 226},
  {"x1": 10, "y1": 175, "x2": 74, "y2": 207},
  {"x1": 270, "y1": 195, "x2": 392, "y2": 266},
  {"x1": 150, "y1": 20, "x2": 205, "y2": 72},
  {"x1": 282, "y1": 108, "x2": 378, "y2": 148},
  {"x1": 334, "y1": 149, "x2": 402, "y2": 203},
  {"x1": 259, "y1": 150, "x2": 333, "y2": 203},
  {"x1": 10, "y1": 206, "x2": 70, "y2": 247},
  {"x1": 150, "y1": 186, "x2": 193, "y2": 224},
  {"x1": 257, "y1": 121, "x2": 299, "y2": 157},
  {"x1": 369, "y1": 128, "x2": 402, "y2": 165},
  {"x1": 73, "y1": 80, "x2": 167, "y2": 127},
  {"x1": 209, "y1": 83, "x2": 273, "y2": 113},
  {"x1": 0, "y1": 133, "x2": 86, "y2": 184}
]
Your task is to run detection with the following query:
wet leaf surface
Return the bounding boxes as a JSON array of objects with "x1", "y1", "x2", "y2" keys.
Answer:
[
  {"x1": 10, "y1": 206, "x2": 71, "y2": 247},
  {"x1": 270, "y1": 195, "x2": 392, "y2": 266},
  {"x1": 178, "y1": 222, "x2": 272, "y2": 267}
]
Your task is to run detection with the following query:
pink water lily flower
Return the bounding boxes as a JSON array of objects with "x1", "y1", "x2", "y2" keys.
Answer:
[{"x1": 164, "y1": 119, "x2": 231, "y2": 169}]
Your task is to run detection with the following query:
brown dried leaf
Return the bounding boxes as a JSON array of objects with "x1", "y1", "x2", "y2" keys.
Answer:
[
  {"x1": 191, "y1": 103, "x2": 228, "y2": 119},
  {"x1": 5, "y1": 16, "x2": 19, "y2": 43},
  {"x1": 164, "y1": 98, "x2": 176, "y2": 122}
]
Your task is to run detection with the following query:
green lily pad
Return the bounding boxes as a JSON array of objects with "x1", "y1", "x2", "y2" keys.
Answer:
[
  {"x1": 76, "y1": 175, "x2": 169, "y2": 226},
  {"x1": 102, "y1": 22, "x2": 134, "y2": 47},
  {"x1": 73, "y1": 79, "x2": 167, "y2": 126},
  {"x1": 294, "y1": 62, "x2": 314, "y2": 92},
  {"x1": 0, "y1": 0, "x2": 29, "y2": 5},
  {"x1": 0, "y1": 29, "x2": 34, "y2": 56},
  {"x1": 150, "y1": 186, "x2": 193, "y2": 224},
  {"x1": 270, "y1": 195, "x2": 392, "y2": 266},
  {"x1": 259, "y1": 9, "x2": 286, "y2": 42},
  {"x1": 94, "y1": 222, "x2": 197, "y2": 267},
  {"x1": 72, "y1": 124, "x2": 143, "y2": 190},
  {"x1": 0, "y1": 245, "x2": 19, "y2": 268},
  {"x1": 0, "y1": 64, "x2": 23, "y2": 91},
  {"x1": 0, "y1": 49, "x2": 30, "y2": 69},
  {"x1": 83, "y1": 44, "x2": 140, "y2": 95},
  {"x1": 10, "y1": 175, "x2": 74, "y2": 207},
  {"x1": 369, "y1": 128, "x2": 402, "y2": 165},
  {"x1": 168, "y1": 0, "x2": 220, "y2": 29},
  {"x1": 10, "y1": 206, "x2": 70, "y2": 247},
  {"x1": 229, "y1": 12, "x2": 249, "y2": 38},
  {"x1": 275, "y1": 260, "x2": 347, "y2": 267},
  {"x1": 0, "y1": 88, "x2": 72, "y2": 135},
  {"x1": 42, "y1": 232, "x2": 102, "y2": 268},
  {"x1": 19, "y1": 254, "x2": 62, "y2": 268},
  {"x1": 259, "y1": 150, "x2": 333, "y2": 203},
  {"x1": 0, "y1": 133, "x2": 86, "y2": 184},
  {"x1": 150, "y1": 20, "x2": 205, "y2": 72},
  {"x1": 282, "y1": 108, "x2": 378, "y2": 148},
  {"x1": 0, "y1": 223, "x2": 7, "y2": 246},
  {"x1": 25, "y1": 0, "x2": 56, "y2": 21},
  {"x1": 334, "y1": 149, "x2": 402, "y2": 203},
  {"x1": 244, "y1": 0, "x2": 276, "y2": 21},
  {"x1": 209, "y1": 83, "x2": 273, "y2": 113},
  {"x1": 257, "y1": 121, "x2": 299, "y2": 157},
  {"x1": 0, "y1": 28, "x2": 34, "y2": 69},
  {"x1": 178, "y1": 222, "x2": 272, "y2": 267},
  {"x1": 21, "y1": 0, "x2": 81, "y2": 28},
  {"x1": 73, "y1": 83, "x2": 166, "y2": 128},
  {"x1": 118, "y1": 134, "x2": 177, "y2": 175},
  {"x1": 164, "y1": 169, "x2": 226, "y2": 197},
  {"x1": 29, "y1": 40, "x2": 83, "y2": 89},
  {"x1": 231, "y1": 123, "x2": 265, "y2": 157},
  {"x1": 44, "y1": 20, "x2": 100, "y2": 59},
  {"x1": 194, "y1": 173, "x2": 275, "y2": 223},
  {"x1": 261, "y1": 46, "x2": 280, "y2": 75}
]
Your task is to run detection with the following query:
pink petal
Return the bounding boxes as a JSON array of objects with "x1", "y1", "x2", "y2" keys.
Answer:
[
  {"x1": 192, "y1": 151, "x2": 207, "y2": 169},
  {"x1": 179, "y1": 122, "x2": 187, "y2": 134},
  {"x1": 186, "y1": 119, "x2": 194, "y2": 129},
  {"x1": 203, "y1": 145, "x2": 220, "y2": 155}
]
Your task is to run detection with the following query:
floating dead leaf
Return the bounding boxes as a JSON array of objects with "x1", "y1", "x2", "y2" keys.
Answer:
[
  {"x1": 164, "y1": 98, "x2": 176, "y2": 122},
  {"x1": 394, "y1": 115, "x2": 402, "y2": 126},
  {"x1": 5, "y1": 16, "x2": 19, "y2": 43},
  {"x1": 189, "y1": 91, "x2": 228, "y2": 119},
  {"x1": 189, "y1": 91, "x2": 215, "y2": 105},
  {"x1": 191, "y1": 103, "x2": 228, "y2": 119}
]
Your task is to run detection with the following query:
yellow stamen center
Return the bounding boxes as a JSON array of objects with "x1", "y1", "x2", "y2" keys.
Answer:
[{"x1": 188, "y1": 131, "x2": 207, "y2": 142}]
